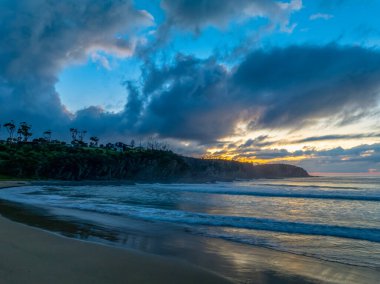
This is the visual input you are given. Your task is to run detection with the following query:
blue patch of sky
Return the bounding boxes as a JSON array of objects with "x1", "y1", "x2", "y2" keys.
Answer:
[
  {"x1": 265, "y1": 0, "x2": 380, "y2": 48},
  {"x1": 56, "y1": 56, "x2": 142, "y2": 113}
]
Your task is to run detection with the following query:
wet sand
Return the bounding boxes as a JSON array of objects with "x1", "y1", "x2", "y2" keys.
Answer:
[
  {"x1": 1, "y1": 181, "x2": 379, "y2": 284},
  {"x1": 0, "y1": 181, "x2": 231, "y2": 283},
  {"x1": 0, "y1": 180, "x2": 29, "y2": 188},
  {"x1": 0, "y1": 214, "x2": 231, "y2": 284}
]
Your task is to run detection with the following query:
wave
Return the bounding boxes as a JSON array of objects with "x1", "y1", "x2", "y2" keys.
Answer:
[
  {"x1": 253, "y1": 183, "x2": 360, "y2": 190},
  {"x1": 61, "y1": 202, "x2": 380, "y2": 243},
  {"x1": 1, "y1": 185, "x2": 379, "y2": 243},
  {"x1": 142, "y1": 183, "x2": 378, "y2": 201},
  {"x1": 197, "y1": 230, "x2": 380, "y2": 268},
  {"x1": 177, "y1": 188, "x2": 380, "y2": 201}
]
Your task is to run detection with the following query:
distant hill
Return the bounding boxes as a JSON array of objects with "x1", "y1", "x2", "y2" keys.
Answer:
[{"x1": 0, "y1": 142, "x2": 309, "y2": 182}]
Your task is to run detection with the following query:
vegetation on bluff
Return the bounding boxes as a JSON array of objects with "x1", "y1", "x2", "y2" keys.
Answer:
[
  {"x1": 0, "y1": 142, "x2": 308, "y2": 181},
  {"x1": 0, "y1": 121, "x2": 309, "y2": 181}
]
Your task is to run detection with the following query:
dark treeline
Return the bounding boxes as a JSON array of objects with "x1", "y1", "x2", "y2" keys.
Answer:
[
  {"x1": 1, "y1": 120, "x2": 168, "y2": 151},
  {"x1": 0, "y1": 121, "x2": 309, "y2": 181}
]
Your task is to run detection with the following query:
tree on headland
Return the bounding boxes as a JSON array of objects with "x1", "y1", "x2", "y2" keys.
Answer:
[
  {"x1": 146, "y1": 136, "x2": 155, "y2": 150},
  {"x1": 70, "y1": 128, "x2": 88, "y2": 147},
  {"x1": 1, "y1": 120, "x2": 168, "y2": 151},
  {"x1": 3, "y1": 121, "x2": 16, "y2": 142},
  {"x1": 90, "y1": 136, "x2": 99, "y2": 147},
  {"x1": 70, "y1": 128, "x2": 78, "y2": 142},
  {"x1": 18, "y1": 122, "x2": 33, "y2": 142},
  {"x1": 78, "y1": 130, "x2": 87, "y2": 142},
  {"x1": 146, "y1": 136, "x2": 169, "y2": 151},
  {"x1": 43, "y1": 130, "x2": 52, "y2": 142},
  {"x1": 17, "y1": 127, "x2": 22, "y2": 142}
]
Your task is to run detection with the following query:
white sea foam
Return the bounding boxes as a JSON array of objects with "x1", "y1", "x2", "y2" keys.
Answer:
[{"x1": 0, "y1": 176, "x2": 379, "y2": 267}]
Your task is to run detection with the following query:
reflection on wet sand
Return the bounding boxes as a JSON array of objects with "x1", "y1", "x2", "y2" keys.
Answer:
[
  {"x1": 0, "y1": 200, "x2": 379, "y2": 284},
  {"x1": 198, "y1": 237, "x2": 379, "y2": 284}
]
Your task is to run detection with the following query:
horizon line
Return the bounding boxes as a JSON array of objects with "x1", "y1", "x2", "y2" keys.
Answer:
[{"x1": 310, "y1": 172, "x2": 380, "y2": 176}]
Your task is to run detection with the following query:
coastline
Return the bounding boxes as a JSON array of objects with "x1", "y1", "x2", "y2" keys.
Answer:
[
  {"x1": 0, "y1": 180, "x2": 30, "y2": 188},
  {"x1": 0, "y1": 181, "x2": 232, "y2": 284},
  {"x1": 0, "y1": 214, "x2": 231, "y2": 284},
  {"x1": 1, "y1": 181, "x2": 379, "y2": 284}
]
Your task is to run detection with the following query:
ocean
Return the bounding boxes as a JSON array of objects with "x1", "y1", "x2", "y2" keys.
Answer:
[{"x1": 0, "y1": 176, "x2": 379, "y2": 282}]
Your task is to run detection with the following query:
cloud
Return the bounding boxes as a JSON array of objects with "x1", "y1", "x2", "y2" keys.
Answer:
[
  {"x1": 91, "y1": 53, "x2": 111, "y2": 70},
  {"x1": 137, "y1": 0, "x2": 302, "y2": 60},
  {"x1": 292, "y1": 133, "x2": 380, "y2": 143},
  {"x1": 161, "y1": 0, "x2": 302, "y2": 32},
  {"x1": 0, "y1": 0, "x2": 152, "y2": 135},
  {"x1": 133, "y1": 45, "x2": 380, "y2": 142},
  {"x1": 299, "y1": 143, "x2": 380, "y2": 172},
  {"x1": 61, "y1": 45, "x2": 380, "y2": 143},
  {"x1": 137, "y1": 0, "x2": 303, "y2": 55},
  {"x1": 205, "y1": 140, "x2": 380, "y2": 173},
  {"x1": 234, "y1": 45, "x2": 380, "y2": 129},
  {"x1": 239, "y1": 135, "x2": 272, "y2": 148},
  {"x1": 137, "y1": 55, "x2": 234, "y2": 142},
  {"x1": 309, "y1": 13, "x2": 334, "y2": 20}
]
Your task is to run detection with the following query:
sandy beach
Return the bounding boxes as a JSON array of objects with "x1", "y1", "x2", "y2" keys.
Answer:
[
  {"x1": 1, "y1": 181, "x2": 379, "y2": 284},
  {"x1": 0, "y1": 215, "x2": 231, "y2": 284},
  {"x1": 0, "y1": 181, "x2": 231, "y2": 284}
]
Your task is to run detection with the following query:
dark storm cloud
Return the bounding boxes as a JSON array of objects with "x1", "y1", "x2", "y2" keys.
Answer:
[
  {"x1": 132, "y1": 45, "x2": 380, "y2": 142},
  {"x1": 239, "y1": 135, "x2": 272, "y2": 148},
  {"x1": 234, "y1": 45, "x2": 380, "y2": 128},
  {"x1": 239, "y1": 149, "x2": 292, "y2": 159},
  {"x1": 0, "y1": 0, "x2": 151, "y2": 136},
  {"x1": 122, "y1": 81, "x2": 144, "y2": 128},
  {"x1": 161, "y1": 0, "x2": 301, "y2": 32},
  {"x1": 137, "y1": 55, "x2": 235, "y2": 142},
  {"x1": 292, "y1": 133, "x2": 380, "y2": 143}
]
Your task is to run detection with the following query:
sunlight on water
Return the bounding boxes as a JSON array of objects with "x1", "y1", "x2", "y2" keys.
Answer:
[{"x1": 0, "y1": 176, "x2": 379, "y2": 269}]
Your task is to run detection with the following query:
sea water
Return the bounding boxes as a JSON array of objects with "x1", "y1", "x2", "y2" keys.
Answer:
[{"x1": 0, "y1": 176, "x2": 379, "y2": 271}]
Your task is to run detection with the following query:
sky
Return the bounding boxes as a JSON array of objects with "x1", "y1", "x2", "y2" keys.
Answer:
[{"x1": 1, "y1": 0, "x2": 380, "y2": 174}]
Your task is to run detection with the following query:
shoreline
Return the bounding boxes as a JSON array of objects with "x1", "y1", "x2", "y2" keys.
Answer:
[
  {"x1": 0, "y1": 181, "x2": 232, "y2": 284},
  {"x1": 0, "y1": 214, "x2": 232, "y2": 284},
  {"x1": 0, "y1": 169, "x2": 312, "y2": 187},
  {"x1": 1, "y1": 181, "x2": 379, "y2": 284},
  {"x1": 0, "y1": 180, "x2": 30, "y2": 188}
]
